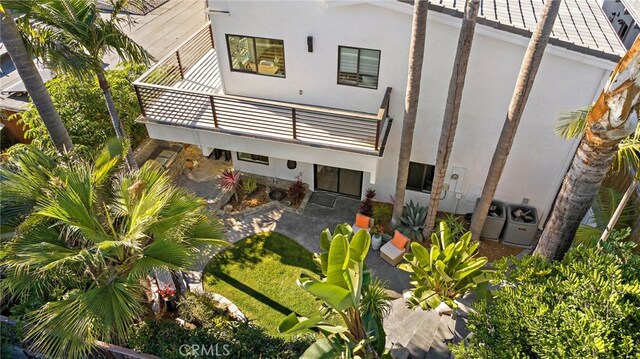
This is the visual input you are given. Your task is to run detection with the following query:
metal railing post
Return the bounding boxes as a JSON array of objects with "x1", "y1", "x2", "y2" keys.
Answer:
[
  {"x1": 176, "y1": 51, "x2": 184, "y2": 79},
  {"x1": 134, "y1": 85, "x2": 147, "y2": 117},
  {"x1": 209, "y1": 96, "x2": 218, "y2": 128},
  {"x1": 292, "y1": 108, "x2": 297, "y2": 139}
]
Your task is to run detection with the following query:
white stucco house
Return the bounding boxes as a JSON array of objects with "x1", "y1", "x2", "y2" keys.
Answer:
[{"x1": 134, "y1": 0, "x2": 626, "y2": 229}]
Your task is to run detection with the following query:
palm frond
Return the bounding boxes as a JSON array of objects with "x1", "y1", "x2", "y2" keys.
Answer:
[
  {"x1": 590, "y1": 187, "x2": 637, "y2": 230},
  {"x1": 555, "y1": 106, "x2": 592, "y2": 139}
]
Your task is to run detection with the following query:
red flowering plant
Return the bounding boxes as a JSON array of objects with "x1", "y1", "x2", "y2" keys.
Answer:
[
  {"x1": 157, "y1": 285, "x2": 176, "y2": 300},
  {"x1": 370, "y1": 224, "x2": 385, "y2": 236}
]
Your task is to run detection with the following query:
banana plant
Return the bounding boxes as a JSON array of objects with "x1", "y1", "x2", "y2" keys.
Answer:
[
  {"x1": 399, "y1": 222, "x2": 493, "y2": 310},
  {"x1": 279, "y1": 224, "x2": 387, "y2": 358}
]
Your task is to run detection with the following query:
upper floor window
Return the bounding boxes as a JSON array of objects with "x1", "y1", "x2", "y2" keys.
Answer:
[
  {"x1": 337, "y1": 46, "x2": 380, "y2": 89},
  {"x1": 226, "y1": 35, "x2": 285, "y2": 77},
  {"x1": 407, "y1": 162, "x2": 435, "y2": 193}
]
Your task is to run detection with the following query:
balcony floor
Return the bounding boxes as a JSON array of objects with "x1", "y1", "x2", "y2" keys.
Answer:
[{"x1": 175, "y1": 49, "x2": 222, "y2": 94}]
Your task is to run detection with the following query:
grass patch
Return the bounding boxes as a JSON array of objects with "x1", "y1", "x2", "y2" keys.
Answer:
[{"x1": 203, "y1": 232, "x2": 322, "y2": 337}]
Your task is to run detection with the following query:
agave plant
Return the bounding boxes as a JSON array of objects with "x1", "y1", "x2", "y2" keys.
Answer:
[
  {"x1": 0, "y1": 140, "x2": 226, "y2": 359},
  {"x1": 279, "y1": 224, "x2": 388, "y2": 358},
  {"x1": 398, "y1": 200, "x2": 427, "y2": 242},
  {"x1": 399, "y1": 222, "x2": 493, "y2": 310},
  {"x1": 219, "y1": 168, "x2": 242, "y2": 202}
]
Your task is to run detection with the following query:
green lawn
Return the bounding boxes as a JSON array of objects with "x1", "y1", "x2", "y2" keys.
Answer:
[{"x1": 203, "y1": 232, "x2": 323, "y2": 337}]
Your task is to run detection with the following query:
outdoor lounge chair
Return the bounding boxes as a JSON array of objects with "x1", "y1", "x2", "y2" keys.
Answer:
[
  {"x1": 380, "y1": 230, "x2": 410, "y2": 266},
  {"x1": 352, "y1": 213, "x2": 374, "y2": 233}
]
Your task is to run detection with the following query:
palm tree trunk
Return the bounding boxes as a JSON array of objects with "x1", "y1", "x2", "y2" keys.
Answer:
[
  {"x1": 469, "y1": 0, "x2": 561, "y2": 240},
  {"x1": 96, "y1": 70, "x2": 139, "y2": 171},
  {"x1": 600, "y1": 177, "x2": 638, "y2": 242},
  {"x1": 535, "y1": 38, "x2": 640, "y2": 260},
  {"x1": 392, "y1": 0, "x2": 429, "y2": 225},
  {"x1": 424, "y1": 0, "x2": 480, "y2": 237},
  {"x1": 0, "y1": 12, "x2": 72, "y2": 152}
]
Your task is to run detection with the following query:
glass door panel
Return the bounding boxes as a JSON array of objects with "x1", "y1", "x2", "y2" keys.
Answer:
[
  {"x1": 338, "y1": 168, "x2": 362, "y2": 197},
  {"x1": 315, "y1": 165, "x2": 339, "y2": 192},
  {"x1": 315, "y1": 165, "x2": 362, "y2": 197}
]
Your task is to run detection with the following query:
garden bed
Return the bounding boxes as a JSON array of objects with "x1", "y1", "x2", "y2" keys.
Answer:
[{"x1": 226, "y1": 184, "x2": 270, "y2": 211}]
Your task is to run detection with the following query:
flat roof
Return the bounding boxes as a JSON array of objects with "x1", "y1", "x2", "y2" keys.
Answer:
[{"x1": 400, "y1": 0, "x2": 627, "y2": 62}]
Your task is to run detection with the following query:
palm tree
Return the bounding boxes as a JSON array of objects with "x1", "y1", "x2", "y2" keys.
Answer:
[
  {"x1": 6, "y1": 0, "x2": 151, "y2": 170},
  {"x1": 424, "y1": 0, "x2": 480, "y2": 237},
  {"x1": 535, "y1": 39, "x2": 640, "y2": 259},
  {"x1": 0, "y1": 7, "x2": 72, "y2": 152},
  {"x1": 1, "y1": 141, "x2": 226, "y2": 359},
  {"x1": 392, "y1": 0, "x2": 429, "y2": 225},
  {"x1": 469, "y1": 0, "x2": 561, "y2": 239}
]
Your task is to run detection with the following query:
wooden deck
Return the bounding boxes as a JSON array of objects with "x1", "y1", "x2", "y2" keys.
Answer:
[{"x1": 134, "y1": 25, "x2": 393, "y2": 156}]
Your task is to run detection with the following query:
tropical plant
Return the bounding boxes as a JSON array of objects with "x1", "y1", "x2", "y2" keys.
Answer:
[
  {"x1": 0, "y1": 140, "x2": 226, "y2": 359},
  {"x1": 0, "y1": 7, "x2": 72, "y2": 152},
  {"x1": 535, "y1": 38, "x2": 640, "y2": 260},
  {"x1": 16, "y1": 64, "x2": 147, "y2": 153},
  {"x1": 425, "y1": 0, "x2": 480, "y2": 238},
  {"x1": 220, "y1": 168, "x2": 242, "y2": 203},
  {"x1": 439, "y1": 213, "x2": 469, "y2": 242},
  {"x1": 242, "y1": 176, "x2": 258, "y2": 196},
  {"x1": 399, "y1": 222, "x2": 492, "y2": 310},
  {"x1": 574, "y1": 187, "x2": 638, "y2": 244},
  {"x1": 287, "y1": 173, "x2": 306, "y2": 205},
  {"x1": 359, "y1": 188, "x2": 376, "y2": 216},
  {"x1": 453, "y1": 229, "x2": 640, "y2": 358},
  {"x1": 470, "y1": 0, "x2": 562, "y2": 239},
  {"x1": 278, "y1": 224, "x2": 389, "y2": 358},
  {"x1": 6, "y1": 0, "x2": 152, "y2": 170},
  {"x1": 392, "y1": 0, "x2": 429, "y2": 225},
  {"x1": 398, "y1": 200, "x2": 427, "y2": 242},
  {"x1": 359, "y1": 278, "x2": 392, "y2": 323}
]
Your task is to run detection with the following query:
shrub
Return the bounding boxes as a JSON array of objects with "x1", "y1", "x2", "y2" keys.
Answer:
[
  {"x1": 359, "y1": 188, "x2": 376, "y2": 216},
  {"x1": 452, "y1": 229, "x2": 640, "y2": 358},
  {"x1": 242, "y1": 176, "x2": 258, "y2": 196},
  {"x1": 287, "y1": 173, "x2": 306, "y2": 205},
  {"x1": 16, "y1": 63, "x2": 147, "y2": 152},
  {"x1": 129, "y1": 318, "x2": 314, "y2": 359},
  {"x1": 398, "y1": 200, "x2": 427, "y2": 241},
  {"x1": 400, "y1": 222, "x2": 492, "y2": 310},
  {"x1": 178, "y1": 293, "x2": 228, "y2": 328},
  {"x1": 372, "y1": 202, "x2": 393, "y2": 230}
]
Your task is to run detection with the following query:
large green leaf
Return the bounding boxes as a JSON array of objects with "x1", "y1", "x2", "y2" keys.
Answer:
[
  {"x1": 278, "y1": 312, "x2": 323, "y2": 334},
  {"x1": 320, "y1": 229, "x2": 332, "y2": 251},
  {"x1": 326, "y1": 234, "x2": 349, "y2": 288},
  {"x1": 298, "y1": 277, "x2": 355, "y2": 311},
  {"x1": 349, "y1": 229, "x2": 371, "y2": 263},
  {"x1": 434, "y1": 260, "x2": 453, "y2": 282},
  {"x1": 411, "y1": 242, "x2": 430, "y2": 268},
  {"x1": 301, "y1": 338, "x2": 341, "y2": 359},
  {"x1": 452, "y1": 258, "x2": 488, "y2": 280}
]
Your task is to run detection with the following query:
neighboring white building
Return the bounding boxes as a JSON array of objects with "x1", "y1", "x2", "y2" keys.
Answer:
[
  {"x1": 135, "y1": 0, "x2": 626, "y2": 228},
  {"x1": 600, "y1": 0, "x2": 640, "y2": 49}
]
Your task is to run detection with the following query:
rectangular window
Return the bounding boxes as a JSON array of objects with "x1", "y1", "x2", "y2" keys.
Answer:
[
  {"x1": 406, "y1": 162, "x2": 435, "y2": 193},
  {"x1": 226, "y1": 35, "x2": 285, "y2": 77},
  {"x1": 237, "y1": 152, "x2": 269, "y2": 165},
  {"x1": 337, "y1": 46, "x2": 380, "y2": 89}
]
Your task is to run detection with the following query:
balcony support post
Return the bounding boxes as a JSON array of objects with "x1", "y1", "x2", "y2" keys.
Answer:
[{"x1": 375, "y1": 120, "x2": 381, "y2": 151}]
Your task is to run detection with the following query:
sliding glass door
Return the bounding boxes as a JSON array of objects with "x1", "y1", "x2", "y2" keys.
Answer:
[{"x1": 314, "y1": 165, "x2": 363, "y2": 197}]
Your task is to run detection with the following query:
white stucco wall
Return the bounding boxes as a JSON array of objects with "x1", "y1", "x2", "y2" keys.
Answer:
[{"x1": 202, "y1": 0, "x2": 614, "y2": 225}]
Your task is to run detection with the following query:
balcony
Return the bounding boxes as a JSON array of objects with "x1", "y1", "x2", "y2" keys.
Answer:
[{"x1": 134, "y1": 25, "x2": 393, "y2": 156}]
